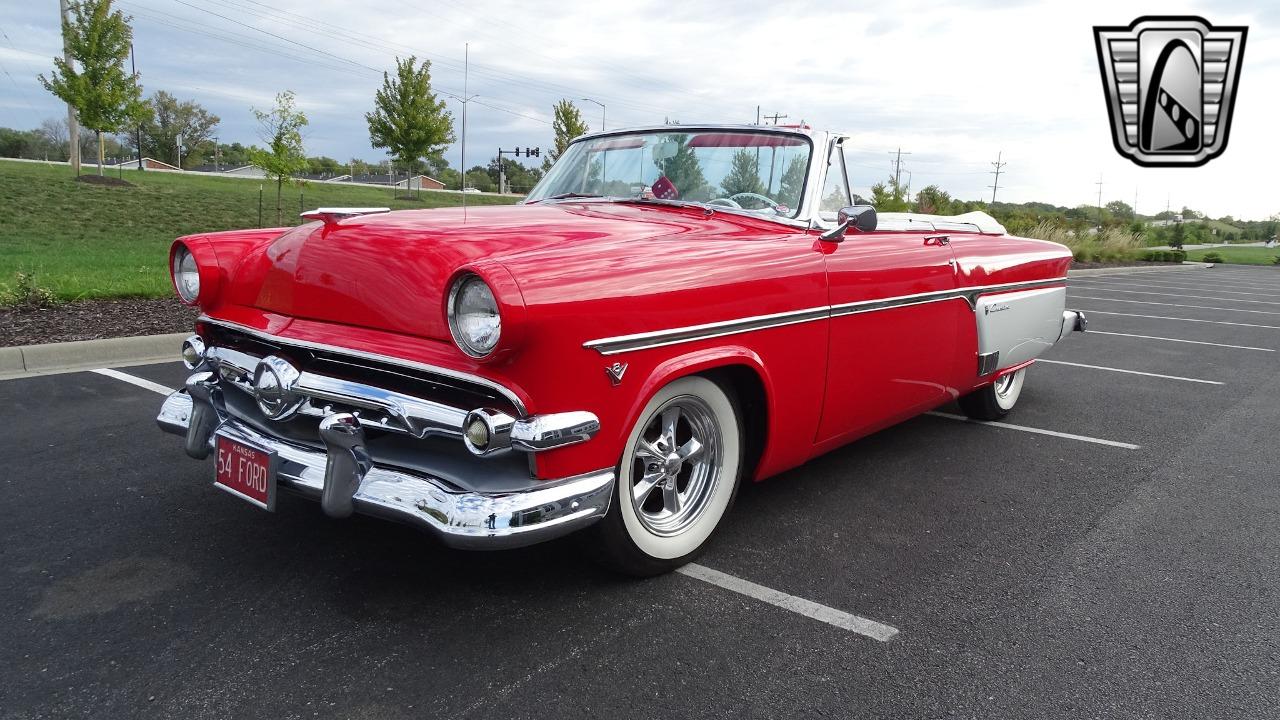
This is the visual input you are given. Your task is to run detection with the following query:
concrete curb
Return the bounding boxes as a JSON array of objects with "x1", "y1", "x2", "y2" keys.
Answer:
[
  {"x1": 1068, "y1": 262, "x2": 1211, "y2": 278},
  {"x1": 0, "y1": 332, "x2": 185, "y2": 381}
]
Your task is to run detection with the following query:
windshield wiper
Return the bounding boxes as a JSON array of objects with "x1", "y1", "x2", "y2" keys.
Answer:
[{"x1": 533, "y1": 192, "x2": 606, "y2": 203}]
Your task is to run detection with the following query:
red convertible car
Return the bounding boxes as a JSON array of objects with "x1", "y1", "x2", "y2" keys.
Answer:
[{"x1": 157, "y1": 125, "x2": 1085, "y2": 575}]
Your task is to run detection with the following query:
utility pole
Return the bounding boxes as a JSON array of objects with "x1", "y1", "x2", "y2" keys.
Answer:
[
  {"x1": 458, "y1": 43, "x2": 480, "y2": 197},
  {"x1": 904, "y1": 171, "x2": 912, "y2": 204},
  {"x1": 1095, "y1": 174, "x2": 1104, "y2": 226},
  {"x1": 763, "y1": 112, "x2": 787, "y2": 125},
  {"x1": 59, "y1": 0, "x2": 80, "y2": 174},
  {"x1": 130, "y1": 42, "x2": 143, "y2": 171},
  {"x1": 988, "y1": 151, "x2": 1006, "y2": 205},
  {"x1": 888, "y1": 147, "x2": 911, "y2": 196},
  {"x1": 176, "y1": 133, "x2": 182, "y2": 170},
  {"x1": 755, "y1": 105, "x2": 760, "y2": 125},
  {"x1": 213, "y1": 135, "x2": 219, "y2": 171}
]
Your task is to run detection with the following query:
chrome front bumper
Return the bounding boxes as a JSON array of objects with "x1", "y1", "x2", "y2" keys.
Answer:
[{"x1": 157, "y1": 389, "x2": 615, "y2": 550}]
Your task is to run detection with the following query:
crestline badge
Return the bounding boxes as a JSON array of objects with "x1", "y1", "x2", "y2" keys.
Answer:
[{"x1": 1094, "y1": 16, "x2": 1247, "y2": 167}]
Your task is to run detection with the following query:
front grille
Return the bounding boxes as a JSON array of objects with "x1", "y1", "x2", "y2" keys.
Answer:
[
  {"x1": 200, "y1": 322, "x2": 520, "y2": 417},
  {"x1": 200, "y1": 322, "x2": 534, "y2": 489}
]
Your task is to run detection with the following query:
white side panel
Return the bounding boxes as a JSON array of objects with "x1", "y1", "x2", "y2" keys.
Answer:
[{"x1": 975, "y1": 287, "x2": 1066, "y2": 370}]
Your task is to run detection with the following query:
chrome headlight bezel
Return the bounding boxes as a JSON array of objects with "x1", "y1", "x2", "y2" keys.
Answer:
[
  {"x1": 448, "y1": 274, "x2": 502, "y2": 358},
  {"x1": 172, "y1": 244, "x2": 201, "y2": 304}
]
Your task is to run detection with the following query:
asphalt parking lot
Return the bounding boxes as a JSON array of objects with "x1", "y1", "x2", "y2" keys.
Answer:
[{"x1": 4, "y1": 265, "x2": 1279, "y2": 719}]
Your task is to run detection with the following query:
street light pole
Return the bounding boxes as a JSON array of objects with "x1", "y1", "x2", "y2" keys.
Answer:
[{"x1": 581, "y1": 97, "x2": 605, "y2": 132}]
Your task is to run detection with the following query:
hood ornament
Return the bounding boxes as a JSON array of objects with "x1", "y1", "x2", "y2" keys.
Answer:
[{"x1": 300, "y1": 207, "x2": 391, "y2": 227}]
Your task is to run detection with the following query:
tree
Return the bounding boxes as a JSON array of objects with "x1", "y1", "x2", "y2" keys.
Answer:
[
  {"x1": 1105, "y1": 200, "x2": 1134, "y2": 220},
  {"x1": 136, "y1": 90, "x2": 218, "y2": 168},
  {"x1": 869, "y1": 175, "x2": 909, "y2": 212},
  {"x1": 366, "y1": 56, "x2": 454, "y2": 174},
  {"x1": 914, "y1": 185, "x2": 954, "y2": 214},
  {"x1": 720, "y1": 148, "x2": 765, "y2": 198},
  {"x1": 248, "y1": 91, "x2": 308, "y2": 225},
  {"x1": 39, "y1": 0, "x2": 145, "y2": 175},
  {"x1": 38, "y1": 118, "x2": 70, "y2": 159},
  {"x1": 545, "y1": 99, "x2": 589, "y2": 169}
]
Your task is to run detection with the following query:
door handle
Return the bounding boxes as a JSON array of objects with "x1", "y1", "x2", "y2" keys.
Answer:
[{"x1": 924, "y1": 235, "x2": 950, "y2": 246}]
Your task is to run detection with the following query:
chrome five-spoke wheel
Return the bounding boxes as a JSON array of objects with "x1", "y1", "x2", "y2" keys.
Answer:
[
  {"x1": 592, "y1": 375, "x2": 742, "y2": 576},
  {"x1": 630, "y1": 396, "x2": 723, "y2": 537}
]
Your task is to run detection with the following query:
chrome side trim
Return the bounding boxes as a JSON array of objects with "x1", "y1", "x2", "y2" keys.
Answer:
[
  {"x1": 583, "y1": 306, "x2": 830, "y2": 355},
  {"x1": 198, "y1": 315, "x2": 527, "y2": 415},
  {"x1": 583, "y1": 278, "x2": 1068, "y2": 355}
]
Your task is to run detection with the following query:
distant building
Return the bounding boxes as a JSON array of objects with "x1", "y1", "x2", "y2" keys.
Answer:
[
  {"x1": 395, "y1": 175, "x2": 446, "y2": 191},
  {"x1": 223, "y1": 164, "x2": 267, "y2": 178},
  {"x1": 105, "y1": 157, "x2": 180, "y2": 171}
]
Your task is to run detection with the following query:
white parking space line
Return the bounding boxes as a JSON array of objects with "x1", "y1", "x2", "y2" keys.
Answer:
[
  {"x1": 1034, "y1": 359, "x2": 1224, "y2": 385},
  {"x1": 1072, "y1": 280, "x2": 1280, "y2": 298},
  {"x1": 1086, "y1": 330, "x2": 1275, "y2": 352},
  {"x1": 676, "y1": 563, "x2": 900, "y2": 642},
  {"x1": 1067, "y1": 286, "x2": 1280, "y2": 306},
  {"x1": 1070, "y1": 296, "x2": 1280, "y2": 316},
  {"x1": 926, "y1": 411, "x2": 1141, "y2": 450},
  {"x1": 1077, "y1": 310, "x2": 1280, "y2": 330},
  {"x1": 91, "y1": 368, "x2": 175, "y2": 396},
  {"x1": 1084, "y1": 276, "x2": 1280, "y2": 292}
]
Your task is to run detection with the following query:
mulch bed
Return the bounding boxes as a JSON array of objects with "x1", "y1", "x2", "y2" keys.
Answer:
[
  {"x1": 0, "y1": 298, "x2": 197, "y2": 348},
  {"x1": 75, "y1": 174, "x2": 134, "y2": 187},
  {"x1": 1070, "y1": 260, "x2": 1180, "y2": 270}
]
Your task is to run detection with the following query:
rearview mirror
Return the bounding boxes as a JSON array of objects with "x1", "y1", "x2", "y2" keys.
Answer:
[
  {"x1": 652, "y1": 140, "x2": 678, "y2": 161},
  {"x1": 819, "y1": 205, "x2": 877, "y2": 242}
]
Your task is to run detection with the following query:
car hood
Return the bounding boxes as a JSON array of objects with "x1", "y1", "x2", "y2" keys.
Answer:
[{"x1": 226, "y1": 201, "x2": 767, "y2": 341}]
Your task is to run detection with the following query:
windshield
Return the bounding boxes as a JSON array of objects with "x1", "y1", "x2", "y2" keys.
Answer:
[{"x1": 526, "y1": 130, "x2": 812, "y2": 219}]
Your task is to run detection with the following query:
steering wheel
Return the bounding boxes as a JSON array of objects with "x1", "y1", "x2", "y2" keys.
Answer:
[
  {"x1": 727, "y1": 192, "x2": 779, "y2": 209},
  {"x1": 706, "y1": 197, "x2": 742, "y2": 208}
]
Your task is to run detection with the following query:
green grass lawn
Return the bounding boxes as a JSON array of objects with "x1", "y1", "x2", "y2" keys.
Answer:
[
  {"x1": 0, "y1": 160, "x2": 520, "y2": 302},
  {"x1": 1185, "y1": 245, "x2": 1280, "y2": 266}
]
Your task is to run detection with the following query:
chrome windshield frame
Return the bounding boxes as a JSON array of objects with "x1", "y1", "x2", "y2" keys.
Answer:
[{"x1": 525, "y1": 125, "x2": 832, "y2": 231}]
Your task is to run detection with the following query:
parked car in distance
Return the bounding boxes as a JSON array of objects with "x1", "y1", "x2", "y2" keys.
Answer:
[
  {"x1": 461, "y1": 187, "x2": 481, "y2": 193},
  {"x1": 157, "y1": 124, "x2": 1085, "y2": 575}
]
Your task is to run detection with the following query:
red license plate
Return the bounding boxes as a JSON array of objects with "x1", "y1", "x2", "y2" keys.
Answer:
[{"x1": 214, "y1": 434, "x2": 277, "y2": 511}]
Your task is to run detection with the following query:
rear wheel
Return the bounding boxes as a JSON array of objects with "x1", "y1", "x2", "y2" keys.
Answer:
[
  {"x1": 958, "y1": 367, "x2": 1026, "y2": 421},
  {"x1": 591, "y1": 375, "x2": 742, "y2": 577}
]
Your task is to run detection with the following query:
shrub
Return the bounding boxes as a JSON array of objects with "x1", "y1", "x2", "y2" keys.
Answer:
[
  {"x1": 0, "y1": 272, "x2": 57, "y2": 308},
  {"x1": 1171, "y1": 250, "x2": 1186, "y2": 262},
  {"x1": 1271, "y1": 255, "x2": 1280, "y2": 265},
  {"x1": 1202, "y1": 252, "x2": 1224, "y2": 263}
]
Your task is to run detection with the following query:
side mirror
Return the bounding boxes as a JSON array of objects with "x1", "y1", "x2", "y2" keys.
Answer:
[{"x1": 819, "y1": 205, "x2": 877, "y2": 242}]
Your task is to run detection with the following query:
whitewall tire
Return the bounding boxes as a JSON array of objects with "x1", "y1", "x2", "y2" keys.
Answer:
[
  {"x1": 592, "y1": 375, "x2": 742, "y2": 576},
  {"x1": 958, "y1": 367, "x2": 1026, "y2": 420}
]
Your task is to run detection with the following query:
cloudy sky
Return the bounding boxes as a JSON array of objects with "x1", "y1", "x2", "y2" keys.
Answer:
[{"x1": 1, "y1": 0, "x2": 1276, "y2": 219}]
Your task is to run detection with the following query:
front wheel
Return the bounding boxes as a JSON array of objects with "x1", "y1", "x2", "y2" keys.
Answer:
[
  {"x1": 590, "y1": 375, "x2": 742, "y2": 577},
  {"x1": 958, "y1": 367, "x2": 1026, "y2": 421}
]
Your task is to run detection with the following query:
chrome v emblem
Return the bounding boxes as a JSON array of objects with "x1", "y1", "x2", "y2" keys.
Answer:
[{"x1": 605, "y1": 362, "x2": 628, "y2": 386}]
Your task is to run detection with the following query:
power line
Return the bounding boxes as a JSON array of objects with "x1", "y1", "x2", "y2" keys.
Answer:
[
  {"x1": 763, "y1": 112, "x2": 787, "y2": 125},
  {"x1": 988, "y1": 151, "x2": 1006, "y2": 204},
  {"x1": 197, "y1": 0, "x2": 700, "y2": 122}
]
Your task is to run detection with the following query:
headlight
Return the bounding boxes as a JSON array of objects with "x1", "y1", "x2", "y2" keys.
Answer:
[
  {"x1": 172, "y1": 245, "x2": 200, "y2": 304},
  {"x1": 448, "y1": 275, "x2": 501, "y2": 357}
]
